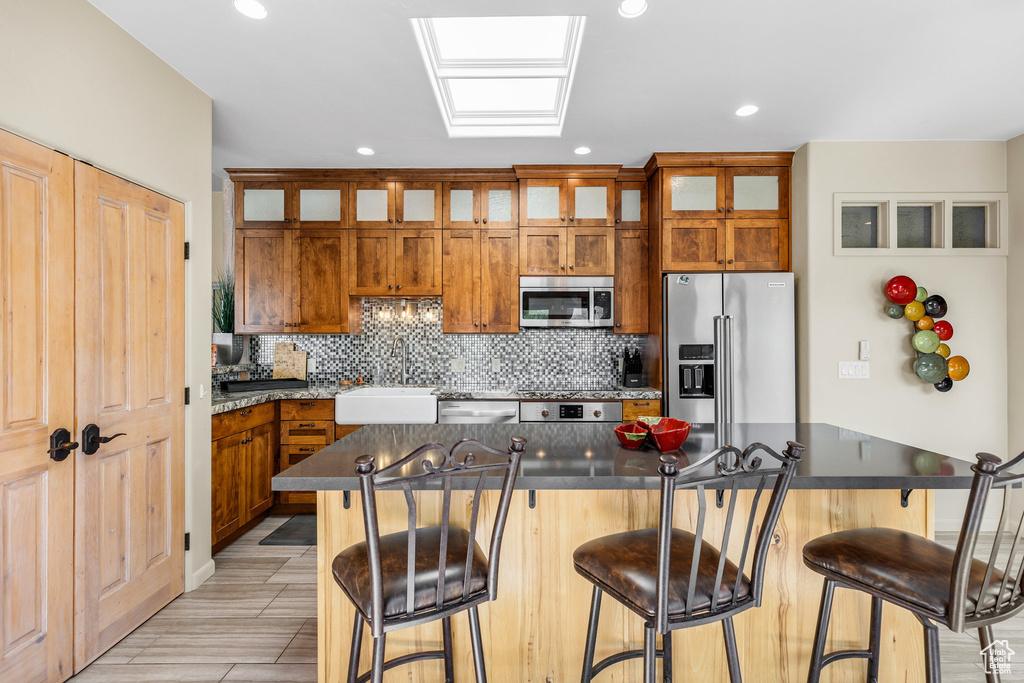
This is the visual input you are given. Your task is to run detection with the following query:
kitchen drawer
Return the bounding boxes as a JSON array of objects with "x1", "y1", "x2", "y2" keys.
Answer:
[
  {"x1": 281, "y1": 444, "x2": 321, "y2": 469},
  {"x1": 212, "y1": 402, "x2": 276, "y2": 441},
  {"x1": 335, "y1": 424, "x2": 362, "y2": 441},
  {"x1": 280, "y1": 398, "x2": 335, "y2": 421},
  {"x1": 281, "y1": 419, "x2": 334, "y2": 444},
  {"x1": 622, "y1": 399, "x2": 662, "y2": 423}
]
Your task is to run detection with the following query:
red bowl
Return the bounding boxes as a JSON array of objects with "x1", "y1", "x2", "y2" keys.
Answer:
[
  {"x1": 614, "y1": 423, "x2": 648, "y2": 449},
  {"x1": 648, "y1": 418, "x2": 691, "y2": 452}
]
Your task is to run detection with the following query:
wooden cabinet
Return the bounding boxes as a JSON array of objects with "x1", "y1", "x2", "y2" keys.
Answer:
[
  {"x1": 662, "y1": 219, "x2": 726, "y2": 271},
  {"x1": 615, "y1": 181, "x2": 648, "y2": 229},
  {"x1": 519, "y1": 226, "x2": 566, "y2": 275},
  {"x1": 294, "y1": 181, "x2": 348, "y2": 228},
  {"x1": 294, "y1": 229, "x2": 351, "y2": 333},
  {"x1": 622, "y1": 399, "x2": 662, "y2": 423},
  {"x1": 519, "y1": 227, "x2": 614, "y2": 276},
  {"x1": 519, "y1": 178, "x2": 567, "y2": 227},
  {"x1": 278, "y1": 399, "x2": 336, "y2": 506},
  {"x1": 442, "y1": 181, "x2": 518, "y2": 229},
  {"x1": 442, "y1": 230, "x2": 519, "y2": 333},
  {"x1": 236, "y1": 181, "x2": 349, "y2": 228},
  {"x1": 662, "y1": 166, "x2": 788, "y2": 220},
  {"x1": 349, "y1": 228, "x2": 442, "y2": 296},
  {"x1": 235, "y1": 228, "x2": 293, "y2": 332},
  {"x1": 212, "y1": 404, "x2": 278, "y2": 547},
  {"x1": 567, "y1": 178, "x2": 615, "y2": 226},
  {"x1": 518, "y1": 177, "x2": 617, "y2": 227},
  {"x1": 350, "y1": 181, "x2": 442, "y2": 229},
  {"x1": 614, "y1": 230, "x2": 649, "y2": 334},
  {"x1": 728, "y1": 218, "x2": 789, "y2": 270}
]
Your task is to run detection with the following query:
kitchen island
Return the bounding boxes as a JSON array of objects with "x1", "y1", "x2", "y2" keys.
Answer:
[{"x1": 273, "y1": 423, "x2": 974, "y2": 682}]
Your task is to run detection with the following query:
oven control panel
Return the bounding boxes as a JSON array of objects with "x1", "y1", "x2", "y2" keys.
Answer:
[{"x1": 519, "y1": 401, "x2": 623, "y2": 423}]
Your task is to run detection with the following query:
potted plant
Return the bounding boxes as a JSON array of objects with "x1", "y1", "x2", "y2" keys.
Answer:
[{"x1": 212, "y1": 270, "x2": 244, "y2": 365}]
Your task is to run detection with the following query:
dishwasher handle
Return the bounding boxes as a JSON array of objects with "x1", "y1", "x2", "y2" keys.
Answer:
[{"x1": 440, "y1": 408, "x2": 518, "y2": 418}]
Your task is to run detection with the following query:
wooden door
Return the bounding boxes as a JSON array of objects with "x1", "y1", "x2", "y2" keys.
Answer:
[
  {"x1": 567, "y1": 178, "x2": 614, "y2": 227},
  {"x1": 519, "y1": 227, "x2": 566, "y2": 275},
  {"x1": 244, "y1": 422, "x2": 274, "y2": 521},
  {"x1": 480, "y1": 182, "x2": 518, "y2": 229},
  {"x1": 614, "y1": 230, "x2": 649, "y2": 334},
  {"x1": 441, "y1": 230, "x2": 480, "y2": 333},
  {"x1": 661, "y1": 167, "x2": 725, "y2": 219},
  {"x1": 293, "y1": 181, "x2": 347, "y2": 229},
  {"x1": 567, "y1": 227, "x2": 614, "y2": 276},
  {"x1": 349, "y1": 182, "x2": 395, "y2": 228},
  {"x1": 615, "y1": 181, "x2": 648, "y2": 230},
  {"x1": 348, "y1": 230, "x2": 395, "y2": 295},
  {"x1": 725, "y1": 166, "x2": 789, "y2": 219},
  {"x1": 662, "y1": 219, "x2": 726, "y2": 271},
  {"x1": 0, "y1": 129, "x2": 75, "y2": 683},
  {"x1": 73, "y1": 163, "x2": 185, "y2": 670},
  {"x1": 211, "y1": 432, "x2": 244, "y2": 546},
  {"x1": 235, "y1": 228, "x2": 293, "y2": 332},
  {"x1": 727, "y1": 219, "x2": 789, "y2": 271},
  {"x1": 294, "y1": 229, "x2": 348, "y2": 333},
  {"x1": 396, "y1": 182, "x2": 441, "y2": 229},
  {"x1": 518, "y1": 178, "x2": 567, "y2": 227},
  {"x1": 395, "y1": 230, "x2": 442, "y2": 295},
  {"x1": 235, "y1": 181, "x2": 295, "y2": 228},
  {"x1": 442, "y1": 182, "x2": 480, "y2": 229},
  {"x1": 480, "y1": 230, "x2": 519, "y2": 333}
]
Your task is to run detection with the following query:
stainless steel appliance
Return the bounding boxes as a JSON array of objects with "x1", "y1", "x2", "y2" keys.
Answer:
[
  {"x1": 519, "y1": 277, "x2": 614, "y2": 328},
  {"x1": 519, "y1": 401, "x2": 622, "y2": 423},
  {"x1": 437, "y1": 400, "x2": 519, "y2": 424},
  {"x1": 663, "y1": 273, "x2": 795, "y2": 423}
]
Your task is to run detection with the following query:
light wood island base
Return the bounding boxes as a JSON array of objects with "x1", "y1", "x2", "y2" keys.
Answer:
[{"x1": 317, "y1": 488, "x2": 933, "y2": 683}]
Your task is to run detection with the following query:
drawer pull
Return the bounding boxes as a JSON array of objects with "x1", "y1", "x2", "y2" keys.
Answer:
[
  {"x1": 299, "y1": 447, "x2": 316, "y2": 452},
  {"x1": 239, "y1": 409, "x2": 253, "y2": 416},
  {"x1": 297, "y1": 423, "x2": 316, "y2": 428},
  {"x1": 299, "y1": 401, "x2": 316, "y2": 406},
  {"x1": 633, "y1": 402, "x2": 649, "y2": 406}
]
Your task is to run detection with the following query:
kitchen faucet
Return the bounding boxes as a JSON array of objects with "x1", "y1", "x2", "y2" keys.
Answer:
[{"x1": 391, "y1": 336, "x2": 408, "y2": 385}]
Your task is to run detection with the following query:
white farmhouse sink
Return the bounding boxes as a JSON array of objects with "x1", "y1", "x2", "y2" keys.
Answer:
[{"x1": 335, "y1": 387, "x2": 437, "y2": 424}]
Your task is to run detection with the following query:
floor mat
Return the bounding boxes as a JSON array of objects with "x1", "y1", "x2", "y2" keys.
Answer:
[{"x1": 258, "y1": 514, "x2": 317, "y2": 546}]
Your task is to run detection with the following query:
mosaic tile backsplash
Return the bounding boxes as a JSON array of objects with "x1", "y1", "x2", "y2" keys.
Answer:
[{"x1": 243, "y1": 297, "x2": 647, "y2": 391}]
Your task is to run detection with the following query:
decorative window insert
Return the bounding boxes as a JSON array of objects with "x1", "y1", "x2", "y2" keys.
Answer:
[{"x1": 834, "y1": 193, "x2": 1007, "y2": 256}]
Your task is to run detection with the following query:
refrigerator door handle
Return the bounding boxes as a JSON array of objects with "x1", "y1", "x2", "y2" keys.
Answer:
[
  {"x1": 723, "y1": 315, "x2": 735, "y2": 423},
  {"x1": 713, "y1": 315, "x2": 724, "y2": 423}
]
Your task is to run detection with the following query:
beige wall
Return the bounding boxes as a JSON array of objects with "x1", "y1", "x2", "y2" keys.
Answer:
[
  {"x1": 1008, "y1": 134, "x2": 1024, "y2": 456},
  {"x1": 212, "y1": 191, "x2": 224, "y2": 278},
  {"x1": 792, "y1": 141, "x2": 1008, "y2": 530},
  {"x1": 0, "y1": 0, "x2": 215, "y2": 589}
]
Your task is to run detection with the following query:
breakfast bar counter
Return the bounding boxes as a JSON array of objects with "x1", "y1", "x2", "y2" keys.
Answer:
[{"x1": 273, "y1": 423, "x2": 974, "y2": 682}]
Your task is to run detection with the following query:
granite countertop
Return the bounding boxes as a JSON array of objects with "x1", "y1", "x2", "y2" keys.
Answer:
[
  {"x1": 211, "y1": 385, "x2": 662, "y2": 415},
  {"x1": 271, "y1": 422, "x2": 976, "y2": 492}
]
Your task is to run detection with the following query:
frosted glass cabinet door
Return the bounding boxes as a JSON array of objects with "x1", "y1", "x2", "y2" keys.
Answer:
[
  {"x1": 726, "y1": 167, "x2": 788, "y2": 218},
  {"x1": 351, "y1": 182, "x2": 394, "y2": 228},
  {"x1": 396, "y1": 182, "x2": 441, "y2": 228},
  {"x1": 442, "y1": 181, "x2": 479, "y2": 228},
  {"x1": 615, "y1": 181, "x2": 647, "y2": 229},
  {"x1": 519, "y1": 179, "x2": 567, "y2": 226},
  {"x1": 568, "y1": 179, "x2": 614, "y2": 226},
  {"x1": 241, "y1": 185, "x2": 289, "y2": 226},
  {"x1": 662, "y1": 169, "x2": 724, "y2": 219},
  {"x1": 449, "y1": 190, "x2": 475, "y2": 222},
  {"x1": 482, "y1": 183, "x2": 517, "y2": 228},
  {"x1": 298, "y1": 185, "x2": 346, "y2": 226}
]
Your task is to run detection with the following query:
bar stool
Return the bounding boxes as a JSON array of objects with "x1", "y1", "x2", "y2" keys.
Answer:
[
  {"x1": 333, "y1": 436, "x2": 525, "y2": 683},
  {"x1": 573, "y1": 440, "x2": 805, "y2": 683},
  {"x1": 803, "y1": 451, "x2": 1024, "y2": 683}
]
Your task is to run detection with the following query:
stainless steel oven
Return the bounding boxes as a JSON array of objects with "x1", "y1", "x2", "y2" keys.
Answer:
[{"x1": 519, "y1": 277, "x2": 614, "y2": 328}]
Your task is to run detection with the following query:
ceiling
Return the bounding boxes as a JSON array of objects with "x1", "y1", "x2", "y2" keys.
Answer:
[{"x1": 86, "y1": 0, "x2": 1024, "y2": 178}]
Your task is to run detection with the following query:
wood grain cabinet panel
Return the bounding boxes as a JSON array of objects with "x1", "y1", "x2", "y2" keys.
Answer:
[
  {"x1": 441, "y1": 230, "x2": 481, "y2": 333},
  {"x1": 622, "y1": 399, "x2": 662, "y2": 422},
  {"x1": 280, "y1": 399, "x2": 335, "y2": 421},
  {"x1": 235, "y1": 228, "x2": 293, "y2": 332},
  {"x1": 396, "y1": 182, "x2": 442, "y2": 229},
  {"x1": 480, "y1": 230, "x2": 519, "y2": 333},
  {"x1": 725, "y1": 166, "x2": 789, "y2": 219},
  {"x1": 443, "y1": 182, "x2": 519, "y2": 229},
  {"x1": 661, "y1": 168, "x2": 726, "y2": 220},
  {"x1": 211, "y1": 405, "x2": 277, "y2": 547},
  {"x1": 348, "y1": 229, "x2": 396, "y2": 295},
  {"x1": 567, "y1": 178, "x2": 614, "y2": 227},
  {"x1": 211, "y1": 402, "x2": 276, "y2": 441},
  {"x1": 349, "y1": 182, "x2": 395, "y2": 228},
  {"x1": 245, "y1": 421, "x2": 275, "y2": 520},
  {"x1": 614, "y1": 230, "x2": 649, "y2": 334},
  {"x1": 662, "y1": 219, "x2": 726, "y2": 271},
  {"x1": 292, "y1": 181, "x2": 348, "y2": 229},
  {"x1": 518, "y1": 178, "x2": 567, "y2": 227},
  {"x1": 727, "y1": 218, "x2": 789, "y2": 271},
  {"x1": 395, "y1": 229, "x2": 442, "y2": 295},
  {"x1": 211, "y1": 431, "x2": 245, "y2": 545},
  {"x1": 519, "y1": 226, "x2": 566, "y2": 275},
  {"x1": 294, "y1": 229, "x2": 349, "y2": 333},
  {"x1": 566, "y1": 227, "x2": 614, "y2": 276},
  {"x1": 236, "y1": 181, "x2": 296, "y2": 228},
  {"x1": 615, "y1": 180, "x2": 648, "y2": 230}
]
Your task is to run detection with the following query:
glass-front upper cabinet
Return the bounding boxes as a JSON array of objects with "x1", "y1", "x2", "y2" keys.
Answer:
[
  {"x1": 567, "y1": 179, "x2": 614, "y2": 227},
  {"x1": 295, "y1": 182, "x2": 348, "y2": 228},
  {"x1": 615, "y1": 181, "x2": 647, "y2": 229},
  {"x1": 662, "y1": 168, "x2": 725, "y2": 219},
  {"x1": 725, "y1": 167, "x2": 789, "y2": 219},
  {"x1": 238, "y1": 182, "x2": 294, "y2": 228},
  {"x1": 519, "y1": 179, "x2": 567, "y2": 227},
  {"x1": 442, "y1": 181, "x2": 519, "y2": 229},
  {"x1": 349, "y1": 182, "x2": 396, "y2": 229},
  {"x1": 396, "y1": 181, "x2": 441, "y2": 229}
]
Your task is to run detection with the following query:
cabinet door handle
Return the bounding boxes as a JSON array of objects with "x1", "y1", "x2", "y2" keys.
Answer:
[
  {"x1": 297, "y1": 423, "x2": 316, "y2": 428},
  {"x1": 397, "y1": 218, "x2": 402, "y2": 223},
  {"x1": 569, "y1": 265, "x2": 574, "y2": 270},
  {"x1": 397, "y1": 285, "x2": 402, "y2": 290},
  {"x1": 634, "y1": 402, "x2": 649, "y2": 406},
  {"x1": 482, "y1": 218, "x2": 488, "y2": 224},
  {"x1": 474, "y1": 218, "x2": 479, "y2": 224},
  {"x1": 719, "y1": 207, "x2": 725, "y2": 212},
  {"x1": 718, "y1": 260, "x2": 725, "y2": 265},
  {"x1": 482, "y1": 322, "x2": 487, "y2": 328},
  {"x1": 388, "y1": 285, "x2": 393, "y2": 290},
  {"x1": 474, "y1": 322, "x2": 479, "y2": 327},
  {"x1": 569, "y1": 216, "x2": 574, "y2": 222},
  {"x1": 727, "y1": 207, "x2": 733, "y2": 212},
  {"x1": 560, "y1": 216, "x2": 566, "y2": 221},
  {"x1": 239, "y1": 409, "x2": 252, "y2": 416},
  {"x1": 615, "y1": 218, "x2": 621, "y2": 224},
  {"x1": 560, "y1": 265, "x2": 565, "y2": 270},
  {"x1": 616, "y1": 323, "x2": 622, "y2": 328},
  {"x1": 728, "y1": 259, "x2": 734, "y2": 264},
  {"x1": 299, "y1": 401, "x2": 316, "y2": 406},
  {"x1": 387, "y1": 218, "x2": 393, "y2": 223},
  {"x1": 299, "y1": 447, "x2": 315, "y2": 452}
]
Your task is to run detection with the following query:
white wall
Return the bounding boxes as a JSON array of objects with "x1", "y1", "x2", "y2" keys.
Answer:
[
  {"x1": 1008, "y1": 134, "x2": 1024, "y2": 456},
  {"x1": 0, "y1": 0, "x2": 215, "y2": 589},
  {"x1": 212, "y1": 191, "x2": 224, "y2": 278},
  {"x1": 792, "y1": 141, "x2": 1008, "y2": 531}
]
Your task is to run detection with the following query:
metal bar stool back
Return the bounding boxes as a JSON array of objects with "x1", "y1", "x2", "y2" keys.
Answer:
[
  {"x1": 804, "y1": 450, "x2": 1024, "y2": 683},
  {"x1": 574, "y1": 440, "x2": 805, "y2": 683},
  {"x1": 335, "y1": 436, "x2": 525, "y2": 683}
]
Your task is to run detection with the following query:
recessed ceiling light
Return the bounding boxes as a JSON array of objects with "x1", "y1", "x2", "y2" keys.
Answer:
[
  {"x1": 574, "y1": 146, "x2": 592, "y2": 155},
  {"x1": 618, "y1": 0, "x2": 648, "y2": 18},
  {"x1": 356, "y1": 147, "x2": 375, "y2": 156},
  {"x1": 233, "y1": 0, "x2": 267, "y2": 20},
  {"x1": 735, "y1": 104, "x2": 759, "y2": 117}
]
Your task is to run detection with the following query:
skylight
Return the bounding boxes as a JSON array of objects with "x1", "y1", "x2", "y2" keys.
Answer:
[{"x1": 412, "y1": 16, "x2": 585, "y2": 138}]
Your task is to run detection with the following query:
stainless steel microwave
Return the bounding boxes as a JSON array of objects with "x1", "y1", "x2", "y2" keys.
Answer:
[{"x1": 519, "y1": 277, "x2": 614, "y2": 328}]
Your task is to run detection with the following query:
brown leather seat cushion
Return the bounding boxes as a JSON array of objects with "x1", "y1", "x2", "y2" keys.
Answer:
[
  {"x1": 333, "y1": 525, "x2": 488, "y2": 620},
  {"x1": 803, "y1": 528, "x2": 1005, "y2": 621},
  {"x1": 573, "y1": 528, "x2": 750, "y2": 618}
]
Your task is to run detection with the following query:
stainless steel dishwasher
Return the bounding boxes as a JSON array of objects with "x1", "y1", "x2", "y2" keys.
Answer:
[{"x1": 437, "y1": 400, "x2": 520, "y2": 424}]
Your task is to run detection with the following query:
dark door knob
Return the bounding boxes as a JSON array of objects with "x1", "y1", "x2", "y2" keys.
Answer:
[
  {"x1": 728, "y1": 259, "x2": 734, "y2": 264},
  {"x1": 482, "y1": 218, "x2": 488, "y2": 224},
  {"x1": 82, "y1": 424, "x2": 127, "y2": 455},
  {"x1": 48, "y1": 427, "x2": 78, "y2": 462}
]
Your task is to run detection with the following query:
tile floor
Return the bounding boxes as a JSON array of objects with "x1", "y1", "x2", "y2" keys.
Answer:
[{"x1": 68, "y1": 520, "x2": 1022, "y2": 682}]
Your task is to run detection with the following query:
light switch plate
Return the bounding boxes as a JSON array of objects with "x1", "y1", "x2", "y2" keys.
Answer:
[
  {"x1": 451, "y1": 357, "x2": 466, "y2": 373},
  {"x1": 491, "y1": 357, "x2": 501, "y2": 372},
  {"x1": 838, "y1": 361, "x2": 870, "y2": 379},
  {"x1": 859, "y1": 340, "x2": 870, "y2": 361}
]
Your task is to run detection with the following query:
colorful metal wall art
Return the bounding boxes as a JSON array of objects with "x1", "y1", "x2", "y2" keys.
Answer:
[{"x1": 884, "y1": 275, "x2": 969, "y2": 392}]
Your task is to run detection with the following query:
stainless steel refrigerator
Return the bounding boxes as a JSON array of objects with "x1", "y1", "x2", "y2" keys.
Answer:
[{"x1": 663, "y1": 273, "x2": 795, "y2": 423}]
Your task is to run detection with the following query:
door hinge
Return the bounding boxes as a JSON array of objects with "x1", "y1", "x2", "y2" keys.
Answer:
[
  {"x1": 184, "y1": 241, "x2": 190, "y2": 260},
  {"x1": 184, "y1": 387, "x2": 191, "y2": 405},
  {"x1": 184, "y1": 532, "x2": 190, "y2": 551}
]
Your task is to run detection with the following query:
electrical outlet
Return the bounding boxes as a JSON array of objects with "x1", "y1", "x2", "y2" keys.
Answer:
[
  {"x1": 491, "y1": 357, "x2": 501, "y2": 372},
  {"x1": 307, "y1": 357, "x2": 317, "y2": 373},
  {"x1": 451, "y1": 357, "x2": 466, "y2": 373},
  {"x1": 838, "y1": 361, "x2": 870, "y2": 379}
]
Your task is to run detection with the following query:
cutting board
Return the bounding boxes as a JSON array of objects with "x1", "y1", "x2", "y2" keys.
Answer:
[{"x1": 273, "y1": 342, "x2": 307, "y2": 380}]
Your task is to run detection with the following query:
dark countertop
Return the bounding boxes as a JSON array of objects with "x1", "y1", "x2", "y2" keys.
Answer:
[
  {"x1": 212, "y1": 385, "x2": 662, "y2": 415},
  {"x1": 272, "y1": 422, "x2": 975, "y2": 492}
]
